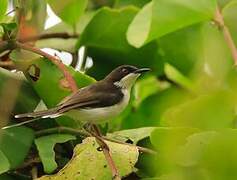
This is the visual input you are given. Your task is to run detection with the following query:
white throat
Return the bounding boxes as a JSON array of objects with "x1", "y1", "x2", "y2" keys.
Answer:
[{"x1": 114, "y1": 73, "x2": 140, "y2": 90}]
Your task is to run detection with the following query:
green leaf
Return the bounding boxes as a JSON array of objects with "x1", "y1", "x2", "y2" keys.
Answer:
[
  {"x1": 134, "y1": 75, "x2": 160, "y2": 107},
  {"x1": 164, "y1": 63, "x2": 194, "y2": 91},
  {"x1": 162, "y1": 91, "x2": 236, "y2": 129},
  {"x1": 127, "y1": 0, "x2": 217, "y2": 47},
  {"x1": 0, "y1": 127, "x2": 34, "y2": 169},
  {"x1": 0, "y1": 23, "x2": 17, "y2": 32},
  {"x1": 121, "y1": 86, "x2": 189, "y2": 129},
  {"x1": 37, "y1": 137, "x2": 139, "y2": 180},
  {"x1": 114, "y1": 0, "x2": 151, "y2": 8},
  {"x1": 78, "y1": 7, "x2": 163, "y2": 79},
  {"x1": 107, "y1": 127, "x2": 156, "y2": 144},
  {"x1": 48, "y1": 0, "x2": 88, "y2": 26},
  {"x1": 0, "y1": 67, "x2": 40, "y2": 123},
  {"x1": 0, "y1": 0, "x2": 7, "y2": 22},
  {"x1": 35, "y1": 134, "x2": 76, "y2": 173},
  {"x1": 10, "y1": 49, "x2": 95, "y2": 127},
  {"x1": 200, "y1": 129, "x2": 237, "y2": 179},
  {"x1": 0, "y1": 150, "x2": 10, "y2": 174},
  {"x1": 176, "y1": 131, "x2": 217, "y2": 167},
  {"x1": 150, "y1": 127, "x2": 199, "y2": 174}
]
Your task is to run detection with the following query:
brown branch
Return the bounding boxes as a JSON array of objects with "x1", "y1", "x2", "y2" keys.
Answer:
[
  {"x1": 214, "y1": 7, "x2": 237, "y2": 65},
  {"x1": 18, "y1": 32, "x2": 79, "y2": 43},
  {"x1": 15, "y1": 42, "x2": 78, "y2": 92},
  {"x1": 0, "y1": 61, "x2": 15, "y2": 68},
  {"x1": 35, "y1": 127, "x2": 156, "y2": 154},
  {"x1": 91, "y1": 124, "x2": 121, "y2": 180}
]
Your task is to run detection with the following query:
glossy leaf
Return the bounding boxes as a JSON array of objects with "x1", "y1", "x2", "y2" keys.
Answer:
[
  {"x1": 0, "y1": 0, "x2": 7, "y2": 22},
  {"x1": 78, "y1": 7, "x2": 163, "y2": 79},
  {"x1": 47, "y1": 0, "x2": 88, "y2": 26},
  {"x1": 114, "y1": 0, "x2": 151, "y2": 8},
  {"x1": 162, "y1": 91, "x2": 236, "y2": 129},
  {"x1": 0, "y1": 150, "x2": 10, "y2": 174},
  {"x1": 35, "y1": 134, "x2": 76, "y2": 173},
  {"x1": 37, "y1": 137, "x2": 139, "y2": 180},
  {"x1": 127, "y1": 0, "x2": 217, "y2": 47},
  {"x1": 107, "y1": 127, "x2": 156, "y2": 144}
]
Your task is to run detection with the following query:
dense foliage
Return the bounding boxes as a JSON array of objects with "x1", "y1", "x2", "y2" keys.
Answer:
[{"x1": 0, "y1": 0, "x2": 237, "y2": 179}]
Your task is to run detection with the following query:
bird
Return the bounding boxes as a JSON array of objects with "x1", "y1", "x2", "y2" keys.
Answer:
[{"x1": 2, "y1": 65, "x2": 150, "y2": 129}]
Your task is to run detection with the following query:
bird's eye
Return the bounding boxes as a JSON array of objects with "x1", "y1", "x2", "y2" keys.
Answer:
[{"x1": 122, "y1": 68, "x2": 128, "y2": 73}]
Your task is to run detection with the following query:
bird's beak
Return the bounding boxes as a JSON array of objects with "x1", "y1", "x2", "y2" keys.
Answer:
[{"x1": 134, "y1": 68, "x2": 151, "y2": 74}]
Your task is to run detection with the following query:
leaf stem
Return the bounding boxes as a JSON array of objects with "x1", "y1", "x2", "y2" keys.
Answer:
[
  {"x1": 91, "y1": 124, "x2": 121, "y2": 180},
  {"x1": 35, "y1": 126, "x2": 157, "y2": 155},
  {"x1": 214, "y1": 7, "x2": 237, "y2": 65},
  {"x1": 15, "y1": 42, "x2": 78, "y2": 92},
  {"x1": 18, "y1": 32, "x2": 79, "y2": 43}
]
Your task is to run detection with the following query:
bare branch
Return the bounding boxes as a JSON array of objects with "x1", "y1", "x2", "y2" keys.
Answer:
[
  {"x1": 18, "y1": 32, "x2": 79, "y2": 43},
  {"x1": 16, "y1": 42, "x2": 78, "y2": 92},
  {"x1": 214, "y1": 7, "x2": 237, "y2": 65}
]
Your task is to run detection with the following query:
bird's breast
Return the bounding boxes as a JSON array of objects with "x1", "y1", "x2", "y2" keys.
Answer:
[{"x1": 65, "y1": 89, "x2": 130, "y2": 123}]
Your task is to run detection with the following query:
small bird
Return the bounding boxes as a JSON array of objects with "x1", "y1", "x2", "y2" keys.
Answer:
[{"x1": 2, "y1": 65, "x2": 150, "y2": 129}]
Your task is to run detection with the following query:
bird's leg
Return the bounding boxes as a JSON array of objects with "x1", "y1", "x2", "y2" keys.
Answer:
[{"x1": 91, "y1": 124, "x2": 109, "y2": 150}]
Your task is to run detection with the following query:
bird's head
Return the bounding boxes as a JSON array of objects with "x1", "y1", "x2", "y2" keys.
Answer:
[{"x1": 105, "y1": 65, "x2": 150, "y2": 89}]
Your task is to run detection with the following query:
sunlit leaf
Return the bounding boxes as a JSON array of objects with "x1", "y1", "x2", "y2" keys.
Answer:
[
  {"x1": 78, "y1": 7, "x2": 163, "y2": 79},
  {"x1": 107, "y1": 127, "x2": 156, "y2": 144},
  {"x1": 0, "y1": 150, "x2": 10, "y2": 174},
  {"x1": 48, "y1": 0, "x2": 88, "y2": 26},
  {"x1": 127, "y1": 0, "x2": 217, "y2": 47},
  {"x1": 37, "y1": 137, "x2": 139, "y2": 180},
  {"x1": 0, "y1": 0, "x2": 7, "y2": 22}
]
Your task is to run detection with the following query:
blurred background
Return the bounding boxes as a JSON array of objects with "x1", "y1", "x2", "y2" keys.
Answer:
[{"x1": 1, "y1": 0, "x2": 237, "y2": 179}]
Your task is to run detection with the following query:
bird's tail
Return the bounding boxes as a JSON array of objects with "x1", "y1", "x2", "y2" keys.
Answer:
[
  {"x1": 14, "y1": 107, "x2": 59, "y2": 119},
  {"x1": 1, "y1": 107, "x2": 59, "y2": 130}
]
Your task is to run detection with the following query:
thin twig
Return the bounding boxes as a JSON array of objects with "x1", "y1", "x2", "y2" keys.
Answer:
[
  {"x1": 35, "y1": 127, "x2": 156, "y2": 154},
  {"x1": 91, "y1": 124, "x2": 121, "y2": 180},
  {"x1": 35, "y1": 126, "x2": 90, "y2": 137},
  {"x1": 214, "y1": 7, "x2": 237, "y2": 65},
  {"x1": 15, "y1": 42, "x2": 78, "y2": 92},
  {"x1": 0, "y1": 61, "x2": 15, "y2": 68},
  {"x1": 102, "y1": 137, "x2": 157, "y2": 155},
  {"x1": 18, "y1": 32, "x2": 79, "y2": 43}
]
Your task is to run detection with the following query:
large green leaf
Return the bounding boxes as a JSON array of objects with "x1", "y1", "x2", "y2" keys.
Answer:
[
  {"x1": 150, "y1": 127, "x2": 199, "y2": 175},
  {"x1": 0, "y1": 0, "x2": 7, "y2": 22},
  {"x1": 78, "y1": 7, "x2": 163, "y2": 79},
  {"x1": 121, "y1": 86, "x2": 189, "y2": 129},
  {"x1": 37, "y1": 137, "x2": 139, "y2": 180},
  {"x1": 127, "y1": 0, "x2": 217, "y2": 48},
  {"x1": 10, "y1": 49, "x2": 95, "y2": 127},
  {"x1": 35, "y1": 134, "x2": 76, "y2": 173},
  {"x1": 107, "y1": 127, "x2": 156, "y2": 144},
  {"x1": 0, "y1": 67, "x2": 40, "y2": 126},
  {"x1": 162, "y1": 90, "x2": 236, "y2": 129},
  {"x1": 47, "y1": 0, "x2": 88, "y2": 26},
  {"x1": 0, "y1": 127, "x2": 34, "y2": 169},
  {"x1": 0, "y1": 150, "x2": 10, "y2": 174},
  {"x1": 114, "y1": 0, "x2": 151, "y2": 8}
]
